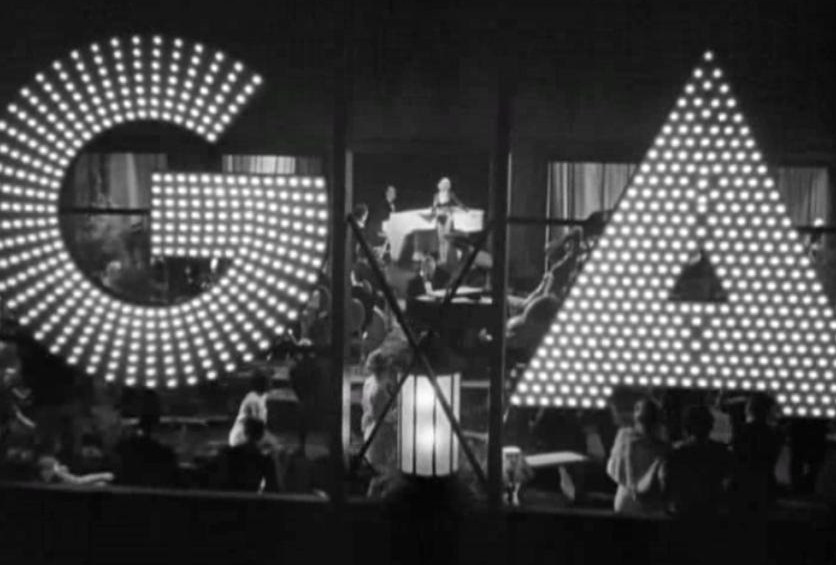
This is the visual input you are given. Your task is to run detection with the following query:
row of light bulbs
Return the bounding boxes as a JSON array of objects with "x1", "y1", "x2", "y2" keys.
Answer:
[
  {"x1": 515, "y1": 51, "x2": 836, "y2": 417},
  {"x1": 0, "y1": 37, "x2": 331, "y2": 386}
]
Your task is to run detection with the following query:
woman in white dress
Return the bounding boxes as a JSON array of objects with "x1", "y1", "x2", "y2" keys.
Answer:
[
  {"x1": 431, "y1": 177, "x2": 466, "y2": 268},
  {"x1": 606, "y1": 398, "x2": 669, "y2": 515}
]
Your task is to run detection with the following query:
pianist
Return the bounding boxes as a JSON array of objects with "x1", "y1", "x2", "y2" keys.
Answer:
[{"x1": 406, "y1": 254, "x2": 451, "y2": 300}]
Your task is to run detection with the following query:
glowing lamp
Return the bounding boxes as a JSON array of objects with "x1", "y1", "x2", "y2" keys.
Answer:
[{"x1": 399, "y1": 373, "x2": 461, "y2": 477}]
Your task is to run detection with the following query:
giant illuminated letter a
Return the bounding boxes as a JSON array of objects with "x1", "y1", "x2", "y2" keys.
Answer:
[{"x1": 512, "y1": 52, "x2": 836, "y2": 417}]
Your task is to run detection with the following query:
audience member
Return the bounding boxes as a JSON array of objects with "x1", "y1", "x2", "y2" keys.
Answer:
[
  {"x1": 352, "y1": 255, "x2": 376, "y2": 289},
  {"x1": 544, "y1": 228, "x2": 582, "y2": 287},
  {"x1": 76, "y1": 432, "x2": 111, "y2": 475},
  {"x1": 229, "y1": 371, "x2": 279, "y2": 450},
  {"x1": 114, "y1": 389, "x2": 179, "y2": 488},
  {"x1": 296, "y1": 287, "x2": 330, "y2": 345},
  {"x1": 361, "y1": 349, "x2": 399, "y2": 497},
  {"x1": 788, "y1": 417, "x2": 828, "y2": 495},
  {"x1": 352, "y1": 277, "x2": 378, "y2": 329},
  {"x1": 352, "y1": 203, "x2": 370, "y2": 230},
  {"x1": 661, "y1": 405, "x2": 732, "y2": 516},
  {"x1": 406, "y1": 254, "x2": 450, "y2": 299},
  {"x1": 606, "y1": 398, "x2": 668, "y2": 515},
  {"x1": 36, "y1": 437, "x2": 113, "y2": 486},
  {"x1": 729, "y1": 393, "x2": 781, "y2": 513},
  {"x1": 506, "y1": 295, "x2": 560, "y2": 360},
  {"x1": 0, "y1": 345, "x2": 35, "y2": 441},
  {"x1": 509, "y1": 236, "x2": 580, "y2": 318},
  {"x1": 0, "y1": 429, "x2": 37, "y2": 481},
  {"x1": 217, "y1": 417, "x2": 279, "y2": 493},
  {"x1": 288, "y1": 351, "x2": 327, "y2": 455}
]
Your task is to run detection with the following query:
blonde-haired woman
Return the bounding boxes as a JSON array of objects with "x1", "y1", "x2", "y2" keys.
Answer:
[{"x1": 431, "y1": 177, "x2": 466, "y2": 267}]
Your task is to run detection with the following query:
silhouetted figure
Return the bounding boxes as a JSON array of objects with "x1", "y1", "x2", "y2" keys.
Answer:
[
  {"x1": 352, "y1": 203, "x2": 370, "y2": 230},
  {"x1": 662, "y1": 405, "x2": 732, "y2": 517},
  {"x1": 114, "y1": 389, "x2": 178, "y2": 488},
  {"x1": 730, "y1": 394, "x2": 781, "y2": 513},
  {"x1": 788, "y1": 417, "x2": 828, "y2": 495},
  {"x1": 76, "y1": 432, "x2": 112, "y2": 475},
  {"x1": 217, "y1": 418, "x2": 279, "y2": 493},
  {"x1": 369, "y1": 185, "x2": 397, "y2": 252},
  {"x1": 288, "y1": 351, "x2": 326, "y2": 455}
]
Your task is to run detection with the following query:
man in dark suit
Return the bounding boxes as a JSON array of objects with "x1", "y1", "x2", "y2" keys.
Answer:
[
  {"x1": 406, "y1": 254, "x2": 450, "y2": 299},
  {"x1": 217, "y1": 417, "x2": 279, "y2": 493},
  {"x1": 114, "y1": 390, "x2": 179, "y2": 488},
  {"x1": 368, "y1": 185, "x2": 398, "y2": 251}
]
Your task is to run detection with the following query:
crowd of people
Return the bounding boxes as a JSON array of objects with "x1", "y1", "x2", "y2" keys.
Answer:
[
  {"x1": 605, "y1": 393, "x2": 830, "y2": 517},
  {"x1": 0, "y1": 380, "x2": 287, "y2": 493},
  {"x1": 2, "y1": 181, "x2": 835, "y2": 520}
]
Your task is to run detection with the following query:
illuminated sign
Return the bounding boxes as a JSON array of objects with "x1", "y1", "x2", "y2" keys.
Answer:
[
  {"x1": 0, "y1": 36, "x2": 328, "y2": 386},
  {"x1": 513, "y1": 51, "x2": 836, "y2": 417}
]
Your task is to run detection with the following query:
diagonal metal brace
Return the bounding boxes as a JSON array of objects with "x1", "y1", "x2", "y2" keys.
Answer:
[{"x1": 346, "y1": 215, "x2": 489, "y2": 490}]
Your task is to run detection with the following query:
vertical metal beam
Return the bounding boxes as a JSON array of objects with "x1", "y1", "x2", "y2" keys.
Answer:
[
  {"x1": 327, "y1": 0, "x2": 353, "y2": 507},
  {"x1": 488, "y1": 25, "x2": 514, "y2": 510}
]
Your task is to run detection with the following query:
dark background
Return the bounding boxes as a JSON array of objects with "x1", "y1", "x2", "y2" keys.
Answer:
[
  {"x1": 0, "y1": 0, "x2": 831, "y2": 283},
  {"x1": 353, "y1": 152, "x2": 490, "y2": 213}
]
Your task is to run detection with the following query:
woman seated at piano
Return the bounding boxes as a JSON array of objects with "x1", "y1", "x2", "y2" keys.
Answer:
[{"x1": 431, "y1": 177, "x2": 467, "y2": 268}]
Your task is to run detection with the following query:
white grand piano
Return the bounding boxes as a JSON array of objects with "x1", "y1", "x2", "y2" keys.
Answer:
[{"x1": 382, "y1": 208, "x2": 484, "y2": 262}]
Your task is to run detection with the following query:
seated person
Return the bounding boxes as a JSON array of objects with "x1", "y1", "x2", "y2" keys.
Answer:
[
  {"x1": 36, "y1": 438, "x2": 114, "y2": 487},
  {"x1": 0, "y1": 430, "x2": 38, "y2": 482},
  {"x1": 216, "y1": 418, "x2": 279, "y2": 493},
  {"x1": 509, "y1": 233, "x2": 580, "y2": 315},
  {"x1": 114, "y1": 390, "x2": 179, "y2": 488},
  {"x1": 729, "y1": 394, "x2": 781, "y2": 513},
  {"x1": 352, "y1": 256, "x2": 376, "y2": 290},
  {"x1": 544, "y1": 228, "x2": 583, "y2": 269},
  {"x1": 293, "y1": 287, "x2": 329, "y2": 345},
  {"x1": 406, "y1": 254, "x2": 451, "y2": 299},
  {"x1": 352, "y1": 203, "x2": 369, "y2": 231},
  {"x1": 288, "y1": 351, "x2": 327, "y2": 455},
  {"x1": 661, "y1": 405, "x2": 732, "y2": 516},
  {"x1": 506, "y1": 295, "x2": 561, "y2": 360},
  {"x1": 76, "y1": 433, "x2": 112, "y2": 476},
  {"x1": 228, "y1": 371, "x2": 281, "y2": 452}
]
